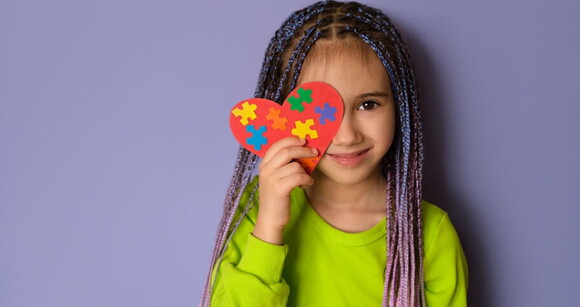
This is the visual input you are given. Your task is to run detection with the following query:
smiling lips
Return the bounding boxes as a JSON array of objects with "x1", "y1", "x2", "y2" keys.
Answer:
[{"x1": 327, "y1": 149, "x2": 370, "y2": 167}]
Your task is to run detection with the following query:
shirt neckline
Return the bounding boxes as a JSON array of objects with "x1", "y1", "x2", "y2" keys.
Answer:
[{"x1": 291, "y1": 186, "x2": 387, "y2": 246}]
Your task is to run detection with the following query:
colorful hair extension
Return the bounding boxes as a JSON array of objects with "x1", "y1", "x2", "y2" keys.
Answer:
[{"x1": 200, "y1": 1, "x2": 425, "y2": 306}]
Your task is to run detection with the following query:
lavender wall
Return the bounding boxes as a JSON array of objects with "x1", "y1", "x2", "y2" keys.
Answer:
[{"x1": 1, "y1": 0, "x2": 578, "y2": 306}]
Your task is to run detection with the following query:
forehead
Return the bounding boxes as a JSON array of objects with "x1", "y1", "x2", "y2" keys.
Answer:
[{"x1": 297, "y1": 38, "x2": 392, "y2": 98}]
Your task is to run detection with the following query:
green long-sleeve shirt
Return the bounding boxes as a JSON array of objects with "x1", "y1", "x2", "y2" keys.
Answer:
[{"x1": 210, "y1": 177, "x2": 468, "y2": 306}]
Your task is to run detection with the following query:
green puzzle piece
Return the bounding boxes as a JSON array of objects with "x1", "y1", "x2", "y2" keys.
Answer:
[{"x1": 288, "y1": 87, "x2": 313, "y2": 112}]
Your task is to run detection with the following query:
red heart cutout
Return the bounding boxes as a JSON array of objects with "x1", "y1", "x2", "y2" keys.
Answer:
[{"x1": 230, "y1": 81, "x2": 344, "y2": 174}]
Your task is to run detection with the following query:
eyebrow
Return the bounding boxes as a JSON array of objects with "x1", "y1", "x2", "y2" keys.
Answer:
[{"x1": 357, "y1": 92, "x2": 391, "y2": 99}]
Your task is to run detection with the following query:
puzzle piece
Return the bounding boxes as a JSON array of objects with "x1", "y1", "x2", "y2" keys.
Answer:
[
  {"x1": 232, "y1": 101, "x2": 258, "y2": 126},
  {"x1": 291, "y1": 119, "x2": 318, "y2": 139},
  {"x1": 300, "y1": 157, "x2": 319, "y2": 171},
  {"x1": 288, "y1": 87, "x2": 313, "y2": 112},
  {"x1": 246, "y1": 125, "x2": 267, "y2": 151},
  {"x1": 246, "y1": 125, "x2": 268, "y2": 150},
  {"x1": 314, "y1": 102, "x2": 337, "y2": 125},
  {"x1": 265, "y1": 107, "x2": 288, "y2": 130}
]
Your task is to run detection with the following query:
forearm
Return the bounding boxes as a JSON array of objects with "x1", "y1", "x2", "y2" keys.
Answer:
[{"x1": 210, "y1": 233, "x2": 290, "y2": 306}]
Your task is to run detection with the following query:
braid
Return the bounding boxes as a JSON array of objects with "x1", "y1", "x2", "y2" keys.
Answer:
[
  {"x1": 200, "y1": 1, "x2": 425, "y2": 306},
  {"x1": 260, "y1": 3, "x2": 331, "y2": 100},
  {"x1": 274, "y1": 24, "x2": 321, "y2": 102}
]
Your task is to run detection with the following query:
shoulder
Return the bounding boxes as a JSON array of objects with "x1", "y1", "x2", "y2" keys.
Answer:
[
  {"x1": 420, "y1": 201, "x2": 469, "y2": 304},
  {"x1": 421, "y1": 199, "x2": 448, "y2": 235},
  {"x1": 421, "y1": 200, "x2": 448, "y2": 225},
  {"x1": 421, "y1": 200, "x2": 461, "y2": 254}
]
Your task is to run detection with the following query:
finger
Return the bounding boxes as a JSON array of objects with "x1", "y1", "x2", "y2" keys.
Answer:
[
  {"x1": 274, "y1": 161, "x2": 307, "y2": 179},
  {"x1": 278, "y1": 173, "x2": 314, "y2": 192},
  {"x1": 262, "y1": 136, "x2": 305, "y2": 165},
  {"x1": 265, "y1": 145, "x2": 318, "y2": 170}
]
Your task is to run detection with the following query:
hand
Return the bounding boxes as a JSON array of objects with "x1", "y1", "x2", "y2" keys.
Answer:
[{"x1": 253, "y1": 137, "x2": 317, "y2": 244}]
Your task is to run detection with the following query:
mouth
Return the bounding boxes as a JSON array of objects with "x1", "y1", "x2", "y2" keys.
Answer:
[{"x1": 327, "y1": 149, "x2": 370, "y2": 167}]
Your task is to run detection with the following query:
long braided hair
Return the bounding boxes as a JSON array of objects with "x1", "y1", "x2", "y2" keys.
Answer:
[{"x1": 200, "y1": 1, "x2": 425, "y2": 306}]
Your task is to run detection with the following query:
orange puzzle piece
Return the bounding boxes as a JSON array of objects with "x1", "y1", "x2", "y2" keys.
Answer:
[{"x1": 265, "y1": 107, "x2": 288, "y2": 130}]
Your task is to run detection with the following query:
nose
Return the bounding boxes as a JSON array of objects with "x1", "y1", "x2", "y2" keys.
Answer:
[{"x1": 332, "y1": 112, "x2": 362, "y2": 146}]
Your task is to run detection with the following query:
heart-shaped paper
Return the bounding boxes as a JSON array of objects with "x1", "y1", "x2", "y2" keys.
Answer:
[{"x1": 230, "y1": 81, "x2": 344, "y2": 174}]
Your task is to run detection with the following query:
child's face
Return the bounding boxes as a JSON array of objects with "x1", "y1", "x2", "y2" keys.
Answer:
[{"x1": 297, "y1": 44, "x2": 396, "y2": 186}]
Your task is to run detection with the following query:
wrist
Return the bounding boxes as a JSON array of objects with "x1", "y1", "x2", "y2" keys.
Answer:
[{"x1": 253, "y1": 219, "x2": 285, "y2": 245}]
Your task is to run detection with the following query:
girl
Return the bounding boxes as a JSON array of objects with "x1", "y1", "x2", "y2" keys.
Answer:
[{"x1": 201, "y1": 1, "x2": 468, "y2": 306}]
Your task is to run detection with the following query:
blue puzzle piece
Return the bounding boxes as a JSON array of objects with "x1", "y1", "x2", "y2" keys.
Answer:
[
  {"x1": 246, "y1": 125, "x2": 267, "y2": 151},
  {"x1": 314, "y1": 102, "x2": 337, "y2": 125}
]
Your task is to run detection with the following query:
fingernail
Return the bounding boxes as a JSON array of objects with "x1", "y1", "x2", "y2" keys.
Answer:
[{"x1": 311, "y1": 148, "x2": 318, "y2": 155}]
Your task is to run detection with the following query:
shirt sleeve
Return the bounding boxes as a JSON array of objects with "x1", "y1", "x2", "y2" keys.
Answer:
[
  {"x1": 423, "y1": 212, "x2": 469, "y2": 307},
  {"x1": 210, "y1": 177, "x2": 290, "y2": 307}
]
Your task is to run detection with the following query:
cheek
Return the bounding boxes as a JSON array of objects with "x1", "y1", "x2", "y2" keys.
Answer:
[
  {"x1": 371, "y1": 114, "x2": 397, "y2": 154},
  {"x1": 370, "y1": 115, "x2": 396, "y2": 140}
]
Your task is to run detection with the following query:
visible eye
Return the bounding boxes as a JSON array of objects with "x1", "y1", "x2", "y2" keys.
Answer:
[{"x1": 357, "y1": 100, "x2": 380, "y2": 111}]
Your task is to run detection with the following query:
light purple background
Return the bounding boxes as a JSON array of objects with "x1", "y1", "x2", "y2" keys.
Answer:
[{"x1": 1, "y1": 0, "x2": 578, "y2": 306}]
